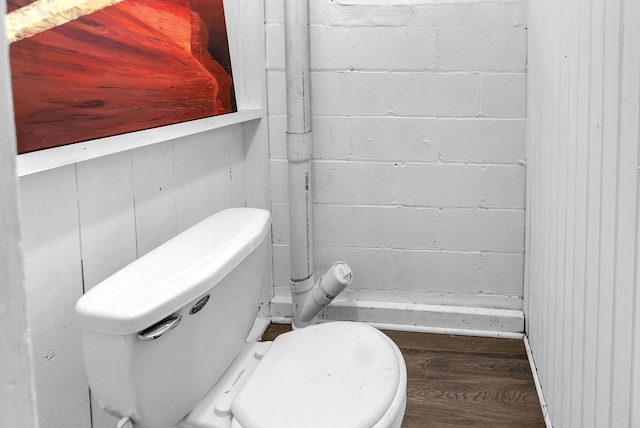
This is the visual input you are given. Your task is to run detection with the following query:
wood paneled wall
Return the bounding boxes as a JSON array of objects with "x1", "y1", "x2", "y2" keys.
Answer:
[
  {"x1": 18, "y1": 126, "x2": 251, "y2": 428},
  {"x1": 525, "y1": 0, "x2": 640, "y2": 426},
  {"x1": 8, "y1": 2, "x2": 269, "y2": 427},
  {"x1": 0, "y1": 0, "x2": 37, "y2": 425}
]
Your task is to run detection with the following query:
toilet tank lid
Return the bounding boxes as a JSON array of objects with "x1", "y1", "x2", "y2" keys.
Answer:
[{"x1": 74, "y1": 208, "x2": 271, "y2": 336}]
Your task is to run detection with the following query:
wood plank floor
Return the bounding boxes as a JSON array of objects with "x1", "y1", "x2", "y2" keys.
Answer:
[{"x1": 262, "y1": 323, "x2": 545, "y2": 428}]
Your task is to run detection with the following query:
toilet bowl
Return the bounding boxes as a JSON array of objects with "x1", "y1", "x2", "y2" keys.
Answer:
[
  {"x1": 182, "y1": 321, "x2": 407, "y2": 428},
  {"x1": 74, "y1": 208, "x2": 407, "y2": 428}
]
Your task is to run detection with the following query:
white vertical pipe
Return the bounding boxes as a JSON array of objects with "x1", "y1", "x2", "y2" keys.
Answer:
[
  {"x1": 284, "y1": 0, "x2": 311, "y2": 135},
  {"x1": 287, "y1": 139, "x2": 313, "y2": 283},
  {"x1": 284, "y1": 0, "x2": 353, "y2": 328},
  {"x1": 284, "y1": 0, "x2": 315, "y2": 325},
  {"x1": 284, "y1": 0, "x2": 313, "y2": 284}
]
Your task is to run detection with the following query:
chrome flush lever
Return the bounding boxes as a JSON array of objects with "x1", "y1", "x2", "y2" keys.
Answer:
[{"x1": 137, "y1": 313, "x2": 181, "y2": 341}]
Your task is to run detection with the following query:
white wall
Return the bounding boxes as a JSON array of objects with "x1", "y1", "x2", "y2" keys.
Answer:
[
  {"x1": 0, "y1": 1, "x2": 38, "y2": 425},
  {"x1": 19, "y1": 127, "x2": 254, "y2": 428},
  {"x1": 10, "y1": 2, "x2": 269, "y2": 427},
  {"x1": 266, "y1": 0, "x2": 528, "y2": 330},
  {"x1": 525, "y1": 0, "x2": 640, "y2": 426}
]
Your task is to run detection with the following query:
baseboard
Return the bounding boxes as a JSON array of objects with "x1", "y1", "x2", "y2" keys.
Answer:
[
  {"x1": 524, "y1": 336, "x2": 553, "y2": 427},
  {"x1": 270, "y1": 295, "x2": 524, "y2": 335}
]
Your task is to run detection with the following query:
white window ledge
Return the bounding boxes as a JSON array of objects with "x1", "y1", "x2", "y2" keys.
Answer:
[{"x1": 16, "y1": 108, "x2": 262, "y2": 177}]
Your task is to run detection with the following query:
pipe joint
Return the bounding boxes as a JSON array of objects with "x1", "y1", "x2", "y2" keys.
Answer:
[
  {"x1": 290, "y1": 275, "x2": 315, "y2": 329},
  {"x1": 292, "y1": 262, "x2": 353, "y2": 329},
  {"x1": 286, "y1": 132, "x2": 313, "y2": 162}
]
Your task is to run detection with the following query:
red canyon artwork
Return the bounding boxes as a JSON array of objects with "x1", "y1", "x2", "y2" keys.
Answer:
[{"x1": 7, "y1": 0, "x2": 236, "y2": 154}]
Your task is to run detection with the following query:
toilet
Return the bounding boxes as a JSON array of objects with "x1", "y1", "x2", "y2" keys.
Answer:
[{"x1": 74, "y1": 208, "x2": 407, "y2": 428}]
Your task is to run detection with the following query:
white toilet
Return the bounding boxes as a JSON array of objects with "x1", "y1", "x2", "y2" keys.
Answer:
[{"x1": 75, "y1": 208, "x2": 407, "y2": 428}]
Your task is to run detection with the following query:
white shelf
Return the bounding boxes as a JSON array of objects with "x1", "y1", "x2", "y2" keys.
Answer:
[{"x1": 16, "y1": 108, "x2": 262, "y2": 177}]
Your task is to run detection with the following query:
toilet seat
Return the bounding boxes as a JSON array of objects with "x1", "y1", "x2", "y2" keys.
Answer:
[{"x1": 230, "y1": 322, "x2": 406, "y2": 428}]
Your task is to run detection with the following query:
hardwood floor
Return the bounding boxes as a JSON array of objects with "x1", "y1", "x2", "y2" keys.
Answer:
[{"x1": 262, "y1": 323, "x2": 545, "y2": 428}]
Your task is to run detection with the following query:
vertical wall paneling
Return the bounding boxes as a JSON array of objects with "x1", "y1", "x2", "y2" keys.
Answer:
[
  {"x1": 582, "y1": 0, "x2": 603, "y2": 421},
  {"x1": 551, "y1": 0, "x2": 568, "y2": 412},
  {"x1": 526, "y1": 0, "x2": 640, "y2": 425},
  {"x1": 242, "y1": 115, "x2": 272, "y2": 319},
  {"x1": 523, "y1": 0, "x2": 538, "y2": 356},
  {"x1": 242, "y1": 116, "x2": 273, "y2": 318},
  {"x1": 568, "y1": 0, "x2": 590, "y2": 423},
  {"x1": 12, "y1": 2, "x2": 269, "y2": 426},
  {"x1": 545, "y1": 1, "x2": 555, "y2": 406},
  {"x1": 222, "y1": 0, "x2": 242, "y2": 104},
  {"x1": 611, "y1": 0, "x2": 640, "y2": 424},
  {"x1": 230, "y1": 127, "x2": 246, "y2": 208},
  {"x1": 238, "y1": 0, "x2": 269, "y2": 211},
  {"x1": 76, "y1": 152, "x2": 137, "y2": 291},
  {"x1": 131, "y1": 141, "x2": 178, "y2": 257},
  {"x1": 585, "y1": 0, "x2": 604, "y2": 424},
  {"x1": 0, "y1": 0, "x2": 37, "y2": 422},
  {"x1": 19, "y1": 166, "x2": 91, "y2": 428},
  {"x1": 593, "y1": 1, "x2": 620, "y2": 425},
  {"x1": 75, "y1": 153, "x2": 138, "y2": 428},
  {"x1": 173, "y1": 129, "x2": 234, "y2": 232},
  {"x1": 224, "y1": 0, "x2": 264, "y2": 111},
  {"x1": 238, "y1": 0, "x2": 271, "y2": 316},
  {"x1": 243, "y1": 115, "x2": 274, "y2": 318},
  {"x1": 560, "y1": 0, "x2": 579, "y2": 422},
  {"x1": 243, "y1": 119, "x2": 270, "y2": 210},
  {"x1": 634, "y1": 174, "x2": 640, "y2": 427},
  {"x1": 556, "y1": 0, "x2": 569, "y2": 419}
]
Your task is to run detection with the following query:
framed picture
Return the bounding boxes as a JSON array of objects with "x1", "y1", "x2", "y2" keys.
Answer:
[{"x1": 6, "y1": 0, "x2": 237, "y2": 154}]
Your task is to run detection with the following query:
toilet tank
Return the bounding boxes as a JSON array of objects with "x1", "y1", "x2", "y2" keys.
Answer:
[{"x1": 74, "y1": 208, "x2": 271, "y2": 428}]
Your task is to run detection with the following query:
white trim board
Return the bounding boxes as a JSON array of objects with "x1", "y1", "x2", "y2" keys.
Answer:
[
  {"x1": 270, "y1": 317, "x2": 524, "y2": 340},
  {"x1": 270, "y1": 296, "x2": 524, "y2": 334},
  {"x1": 16, "y1": 109, "x2": 262, "y2": 177},
  {"x1": 524, "y1": 335, "x2": 553, "y2": 427}
]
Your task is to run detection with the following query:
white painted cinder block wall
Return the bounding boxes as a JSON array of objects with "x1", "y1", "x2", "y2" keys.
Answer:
[{"x1": 266, "y1": 0, "x2": 528, "y2": 328}]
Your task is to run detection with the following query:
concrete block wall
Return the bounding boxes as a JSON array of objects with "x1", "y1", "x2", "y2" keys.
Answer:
[{"x1": 266, "y1": 0, "x2": 527, "y2": 320}]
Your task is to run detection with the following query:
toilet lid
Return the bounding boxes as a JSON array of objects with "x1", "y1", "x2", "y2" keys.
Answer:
[{"x1": 231, "y1": 322, "x2": 402, "y2": 428}]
